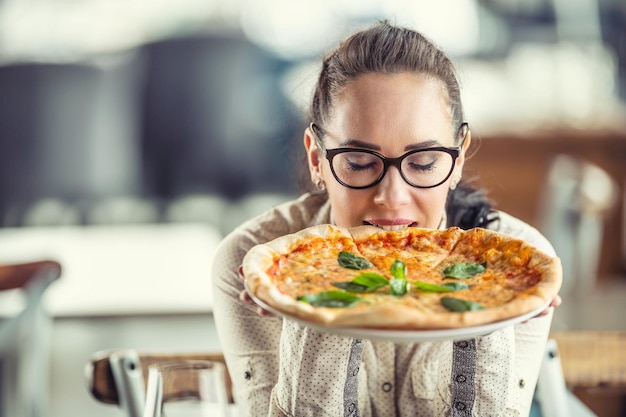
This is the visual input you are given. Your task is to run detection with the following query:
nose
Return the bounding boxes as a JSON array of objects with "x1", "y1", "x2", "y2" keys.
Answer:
[{"x1": 373, "y1": 166, "x2": 412, "y2": 209}]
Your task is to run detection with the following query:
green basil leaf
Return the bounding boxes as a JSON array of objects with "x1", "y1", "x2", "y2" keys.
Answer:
[
  {"x1": 441, "y1": 282, "x2": 470, "y2": 291},
  {"x1": 332, "y1": 282, "x2": 369, "y2": 292},
  {"x1": 338, "y1": 251, "x2": 373, "y2": 270},
  {"x1": 443, "y1": 262, "x2": 486, "y2": 279},
  {"x1": 413, "y1": 281, "x2": 469, "y2": 293},
  {"x1": 390, "y1": 259, "x2": 407, "y2": 279},
  {"x1": 352, "y1": 272, "x2": 389, "y2": 289},
  {"x1": 333, "y1": 272, "x2": 388, "y2": 293},
  {"x1": 390, "y1": 277, "x2": 408, "y2": 296},
  {"x1": 297, "y1": 291, "x2": 360, "y2": 308},
  {"x1": 441, "y1": 296, "x2": 484, "y2": 312}
]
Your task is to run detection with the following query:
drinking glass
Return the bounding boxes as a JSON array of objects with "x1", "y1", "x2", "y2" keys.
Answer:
[{"x1": 142, "y1": 360, "x2": 229, "y2": 417}]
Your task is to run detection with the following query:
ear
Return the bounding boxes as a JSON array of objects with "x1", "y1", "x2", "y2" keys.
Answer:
[
  {"x1": 454, "y1": 129, "x2": 472, "y2": 175},
  {"x1": 304, "y1": 127, "x2": 323, "y2": 183}
]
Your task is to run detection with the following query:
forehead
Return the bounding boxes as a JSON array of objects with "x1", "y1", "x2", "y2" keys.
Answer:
[{"x1": 328, "y1": 72, "x2": 455, "y2": 149}]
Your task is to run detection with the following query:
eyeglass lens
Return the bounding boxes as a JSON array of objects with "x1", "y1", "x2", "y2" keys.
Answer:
[{"x1": 331, "y1": 150, "x2": 455, "y2": 188}]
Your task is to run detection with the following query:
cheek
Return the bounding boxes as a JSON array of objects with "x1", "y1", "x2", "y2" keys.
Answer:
[
  {"x1": 408, "y1": 186, "x2": 450, "y2": 228},
  {"x1": 326, "y1": 187, "x2": 370, "y2": 228},
  {"x1": 428, "y1": 186, "x2": 450, "y2": 205}
]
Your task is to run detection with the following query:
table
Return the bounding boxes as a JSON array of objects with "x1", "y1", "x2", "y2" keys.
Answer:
[{"x1": 0, "y1": 223, "x2": 223, "y2": 317}]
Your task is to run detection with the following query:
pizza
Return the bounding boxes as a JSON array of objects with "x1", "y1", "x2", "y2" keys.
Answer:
[{"x1": 242, "y1": 224, "x2": 562, "y2": 330}]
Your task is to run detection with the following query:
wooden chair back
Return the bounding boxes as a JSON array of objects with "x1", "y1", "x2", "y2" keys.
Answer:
[
  {"x1": 86, "y1": 349, "x2": 235, "y2": 414},
  {"x1": 0, "y1": 259, "x2": 61, "y2": 291}
]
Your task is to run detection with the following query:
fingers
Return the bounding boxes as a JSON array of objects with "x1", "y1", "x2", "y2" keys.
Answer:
[
  {"x1": 238, "y1": 265, "x2": 255, "y2": 305},
  {"x1": 535, "y1": 306, "x2": 553, "y2": 318},
  {"x1": 256, "y1": 305, "x2": 274, "y2": 317},
  {"x1": 238, "y1": 265, "x2": 274, "y2": 317},
  {"x1": 523, "y1": 294, "x2": 562, "y2": 323},
  {"x1": 239, "y1": 289, "x2": 273, "y2": 317},
  {"x1": 239, "y1": 289, "x2": 255, "y2": 305},
  {"x1": 549, "y1": 294, "x2": 562, "y2": 308},
  {"x1": 238, "y1": 265, "x2": 255, "y2": 306},
  {"x1": 536, "y1": 295, "x2": 562, "y2": 316}
]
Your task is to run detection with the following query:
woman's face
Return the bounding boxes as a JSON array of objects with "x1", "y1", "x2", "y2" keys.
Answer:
[{"x1": 305, "y1": 72, "x2": 471, "y2": 230}]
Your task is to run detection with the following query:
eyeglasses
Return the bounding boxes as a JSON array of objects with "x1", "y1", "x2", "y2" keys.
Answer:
[{"x1": 310, "y1": 123, "x2": 469, "y2": 189}]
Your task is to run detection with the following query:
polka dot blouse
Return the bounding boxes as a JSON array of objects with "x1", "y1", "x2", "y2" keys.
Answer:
[{"x1": 211, "y1": 192, "x2": 555, "y2": 416}]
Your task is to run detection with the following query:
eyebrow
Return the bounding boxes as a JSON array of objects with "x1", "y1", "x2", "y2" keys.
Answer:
[
  {"x1": 337, "y1": 138, "x2": 443, "y2": 151},
  {"x1": 404, "y1": 140, "x2": 443, "y2": 151}
]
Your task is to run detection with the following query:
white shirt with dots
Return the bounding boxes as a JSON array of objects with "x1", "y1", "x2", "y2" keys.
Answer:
[{"x1": 211, "y1": 192, "x2": 556, "y2": 417}]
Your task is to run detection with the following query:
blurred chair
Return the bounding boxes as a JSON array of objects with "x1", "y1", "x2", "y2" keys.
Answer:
[
  {"x1": 549, "y1": 331, "x2": 626, "y2": 416},
  {"x1": 534, "y1": 337, "x2": 598, "y2": 417},
  {"x1": 137, "y1": 31, "x2": 302, "y2": 202},
  {"x1": 533, "y1": 331, "x2": 626, "y2": 417},
  {"x1": 85, "y1": 349, "x2": 234, "y2": 417},
  {"x1": 0, "y1": 260, "x2": 62, "y2": 417},
  {"x1": 0, "y1": 56, "x2": 143, "y2": 227},
  {"x1": 537, "y1": 154, "x2": 618, "y2": 295}
]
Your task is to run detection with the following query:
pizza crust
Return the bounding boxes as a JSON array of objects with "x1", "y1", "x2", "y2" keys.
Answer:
[{"x1": 242, "y1": 224, "x2": 562, "y2": 330}]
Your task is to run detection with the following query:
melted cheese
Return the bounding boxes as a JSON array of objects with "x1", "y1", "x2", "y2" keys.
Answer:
[{"x1": 269, "y1": 227, "x2": 547, "y2": 310}]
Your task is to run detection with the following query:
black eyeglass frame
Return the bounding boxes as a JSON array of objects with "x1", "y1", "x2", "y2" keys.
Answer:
[{"x1": 309, "y1": 122, "x2": 470, "y2": 190}]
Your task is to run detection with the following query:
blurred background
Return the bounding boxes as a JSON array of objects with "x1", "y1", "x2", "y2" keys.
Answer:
[{"x1": 0, "y1": 0, "x2": 624, "y2": 416}]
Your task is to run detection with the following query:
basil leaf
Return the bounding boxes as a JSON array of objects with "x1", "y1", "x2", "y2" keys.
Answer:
[
  {"x1": 441, "y1": 296, "x2": 484, "y2": 312},
  {"x1": 442, "y1": 282, "x2": 470, "y2": 291},
  {"x1": 443, "y1": 262, "x2": 486, "y2": 279},
  {"x1": 390, "y1": 259, "x2": 407, "y2": 279},
  {"x1": 390, "y1": 277, "x2": 408, "y2": 296},
  {"x1": 332, "y1": 282, "x2": 369, "y2": 292},
  {"x1": 352, "y1": 272, "x2": 389, "y2": 289},
  {"x1": 413, "y1": 281, "x2": 469, "y2": 293},
  {"x1": 338, "y1": 251, "x2": 373, "y2": 270},
  {"x1": 297, "y1": 291, "x2": 360, "y2": 308},
  {"x1": 332, "y1": 272, "x2": 388, "y2": 293}
]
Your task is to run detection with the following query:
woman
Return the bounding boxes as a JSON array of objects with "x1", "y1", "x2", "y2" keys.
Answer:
[{"x1": 212, "y1": 21, "x2": 560, "y2": 416}]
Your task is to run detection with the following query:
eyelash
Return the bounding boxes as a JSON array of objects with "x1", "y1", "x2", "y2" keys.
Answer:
[{"x1": 407, "y1": 161, "x2": 436, "y2": 172}]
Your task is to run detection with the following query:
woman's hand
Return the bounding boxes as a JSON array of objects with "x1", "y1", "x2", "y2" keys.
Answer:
[
  {"x1": 539, "y1": 294, "x2": 562, "y2": 316},
  {"x1": 238, "y1": 265, "x2": 274, "y2": 317},
  {"x1": 525, "y1": 294, "x2": 561, "y2": 322}
]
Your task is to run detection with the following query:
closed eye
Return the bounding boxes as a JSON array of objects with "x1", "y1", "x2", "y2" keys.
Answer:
[
  {"x1": 406, "y1": 160, "x2": 436, "y2": 172},
  {"x1": 347, "y1": 160, "x2": 378, "y2": 171},
  {"x1": 405, "y1": 152, "x2": 439, "y2": 172},
  {"x1": 343, "y1": 153, "x2": 382, "y2": 172}
]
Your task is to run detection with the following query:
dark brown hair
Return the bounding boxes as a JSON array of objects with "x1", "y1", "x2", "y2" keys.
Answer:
[{"x1": 310, "y1": 20, "x2": 464, "y2": 140}]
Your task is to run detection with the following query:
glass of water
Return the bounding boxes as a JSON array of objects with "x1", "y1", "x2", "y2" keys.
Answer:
[{"x1": 142, "y1": 360, "x2": 229, "y2": 417}]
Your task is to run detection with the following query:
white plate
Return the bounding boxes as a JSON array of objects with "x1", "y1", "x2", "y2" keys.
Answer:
[{"x1": 245, "y1": 283, "x2": 550, "y2": 343}]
